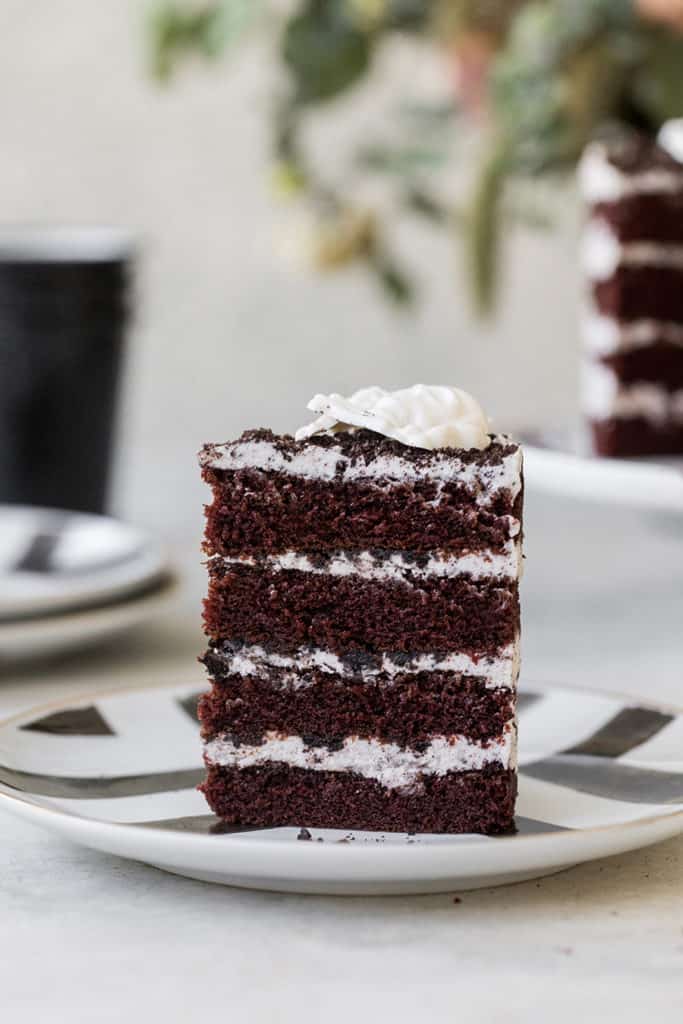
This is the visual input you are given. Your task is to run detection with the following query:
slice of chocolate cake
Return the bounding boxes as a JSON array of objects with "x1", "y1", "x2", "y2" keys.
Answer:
[
  {"x1": 198, "y1": 386, "x2": 523, "y2": 835},
  {"x1": 579, "y1": 122, "x2": 683, "y2": 456}
]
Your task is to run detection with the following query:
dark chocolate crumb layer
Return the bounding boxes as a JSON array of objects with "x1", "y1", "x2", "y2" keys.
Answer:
[
  {"x1": 198, "y1": 671, "x2": 514, "y2": 747},
  {"x1": 203, "y1": 563, "x2": 519, "y2": 655},
  {"x1": 201, "y1": 763, "x2": 517, "y2": 835},
  {"x1": 203, "y1": 470, "x2": 521, "y2": 558},
  {"x1": 593, "y1": 267, "x2": 683, "y2": 323},
  {"x1": 594, "y1": 197, "x2": 683, "y2": 245},
  {"x1": 590, "y1": 417, "x2": 683, "y2": 457},
  {"x1": 599, "y1": 343, "x2": 683, "y2": 388},
  {"x1": 200, "y1": 427, "x2": 518, "y2": 472}
]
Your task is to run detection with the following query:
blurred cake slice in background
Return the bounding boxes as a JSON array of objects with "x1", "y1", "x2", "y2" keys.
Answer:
[{"x1": 580, "y1": 122, "x2": 683, "y2": 457}]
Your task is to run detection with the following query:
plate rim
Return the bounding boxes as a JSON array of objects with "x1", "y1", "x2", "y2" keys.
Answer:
[
  {"x1": 0, "y1": 571, "x2": 180, "y2": 641},
  {"x1": 521, "y1": 432, "x2": 683, "y2": 512},
  {"x1": 1, "y1": 675, "x2": 682, "y2": 860},
  {"x1": 0, "y1": 503, "x2": 170, "y2": 623}
]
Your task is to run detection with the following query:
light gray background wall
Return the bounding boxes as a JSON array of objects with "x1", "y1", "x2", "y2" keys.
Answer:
[{"x1": 0, "y1": 1, "x2": 580, "y2": 534}]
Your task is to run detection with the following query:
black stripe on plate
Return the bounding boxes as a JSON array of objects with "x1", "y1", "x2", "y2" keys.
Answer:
[
  {"x1": 177, "y1": 692, "x2": 203, "y2": 724},
  {"x1": 130, "y1": 815, "x2": 264, "y2": 835},
  {"x1": 514, "y1": 816, "x2": 572, "y2": 835},
  {"x1": 13, "y1": 519, "x2": 68, "y2": 574},
  {"x1": 131, "y1": 814, "x2": 571, "y2": 837},
  {"x1": 564, "y1": 707, "x2": 674, "y2": 759},
  {"x1": 13, "y1": 517, "x2": 146, "y2": 577},
  {"x1": 20, "y1": 706, "x2": 114, "y2": 737},
  {"x1": 0, "y1": 765, "x2": 204, "y2": 799},
  {"x1": 517, "y1": 693, "x2": 542, "y2": 712},
  {"x1": 521, "y1": 757, "x2": 683, "y2": 805}
]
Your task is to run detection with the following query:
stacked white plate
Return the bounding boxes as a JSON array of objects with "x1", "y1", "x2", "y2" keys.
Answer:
[{"x1": 0, "y1": 505, "x2": 177, "y2": 659}]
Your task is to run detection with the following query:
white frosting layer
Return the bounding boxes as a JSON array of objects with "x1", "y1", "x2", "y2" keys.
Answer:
[
  {"x1": 582, "y1": 313, "x2": 683, "y2": 356},
  {"x1": 582, "y1": 362, "x2": 683, "y2": 424},
  {"x1": 202, "y1": 434, "x2": 522, "y2": 504},
  {"x1": 215, "y1": 540, "x2": 522, "y2": 584},
  {"x1": 579, "y1": 142, "x2": 683, "y2": 202},
  {"x1": 295, "y1": 385, "x2": 492, "y2": 451},
  {"x1": 658, "y1": 120, "x2": 683, "y2": 164},
  {"x1": 582, "y1": 219, "x2": 683, "y2": 281},
  {"x1": 208, "y1": 640, "x2": 520, "y2": 690},
  {"x1": 204, "y1": 728, "x2": 516, "y2": 789}
]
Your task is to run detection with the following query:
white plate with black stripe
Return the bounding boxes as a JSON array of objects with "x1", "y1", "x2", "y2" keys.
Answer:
[
  {"x1": 0, "y1": 680, "x2": 682, "y2": 895},
  {"x1": 0, "y1": 505, "x2": 169, "y2": 622}
]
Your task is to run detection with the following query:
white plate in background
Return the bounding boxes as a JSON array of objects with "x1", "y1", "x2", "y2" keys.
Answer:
[
  {"x1": 0, "y1": 573, "x2": 179, "y2": 661},
  {"x1": 522, "y1": 429, "x2": 683, "y2": 512}
]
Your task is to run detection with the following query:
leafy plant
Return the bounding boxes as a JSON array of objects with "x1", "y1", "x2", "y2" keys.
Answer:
[
  {"x1": 149, "y1": 0, "x2": 258, "y2": 80},
  {"x1": 283, "y1": 1, "x2": 373, "y2": 104},
  {"x1": 147, "y1": 0, "x2": 683, "y2": 312}
]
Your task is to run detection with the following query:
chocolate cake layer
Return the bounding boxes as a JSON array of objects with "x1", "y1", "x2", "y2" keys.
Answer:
[
  {"x1": 203, "y1": 563, "x2": 519, "y2": 655},
  {"x1": 591, "y1": 417, "x2": 683, "y2": 456},
  {"x1": 594, "y1": 199, "x2": 683, "y2": 244},
  {"x1": 201, "y1": 762, "x2": 517, "y2": 834},
  {"x1": 599, "y1": 342, "x2": 683, "y2": 386},
  {"x1": 198, "y1": 669, "x2": 514, "y2": 747},
  {"x1": 203, "y1": 469, "x2": 521, "y2": 558},
  {"x1": 593, "y1": 267, "x2": 683, "y2": 322}
]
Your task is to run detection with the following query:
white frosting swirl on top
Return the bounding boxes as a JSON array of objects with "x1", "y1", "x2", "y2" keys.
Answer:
[
  {"x1": 295, "y1": 385, "x2": 491, "y2": 451},
  {"x1": 658, "y1": 119, "x2": 683, "y2": 164}
]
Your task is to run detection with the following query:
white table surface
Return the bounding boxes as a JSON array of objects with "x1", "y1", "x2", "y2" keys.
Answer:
[{"x1": 1, "y1": 492, "x2": 682, "y2": 1023}]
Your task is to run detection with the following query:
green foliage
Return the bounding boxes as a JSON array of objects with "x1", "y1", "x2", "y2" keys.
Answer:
[
  {"x1": 489, "y1": 0, "x2": 640, "y2": 173},
  {"x1": 355, "y1": 141, "x2": 448, "y2": 173},
  {"x1": 149, "y1": 1, "x2": 257, "y2": 82},
  {"x1": 369, "y1": 248, "x2": 415, "y2": 303},
  {"x1": 463, "y1": 0, "x2": 683, "y2": 311},
  {"x1": 282, "y1": 1, "x2": 373, "y2": 104},
  {"x1": 435, "y1": 0, "x2": 526, "y2": 39},
  {"x1": 403, "y1": 187, "x2": 449, "y2": 222},
  {"x1": 631, "y1": 33, "x2": 683, "y2": 123},
  {"x1": 146, "y1": 0, "x2": 683, "y2": 314},
  {"x1": 466, "y1": 142, "x2": 507, "y2": 316}
]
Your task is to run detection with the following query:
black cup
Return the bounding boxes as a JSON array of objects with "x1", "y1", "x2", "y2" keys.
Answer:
[{"x1": 0, "y1": 227, "x2": 133, "y2": 514}]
